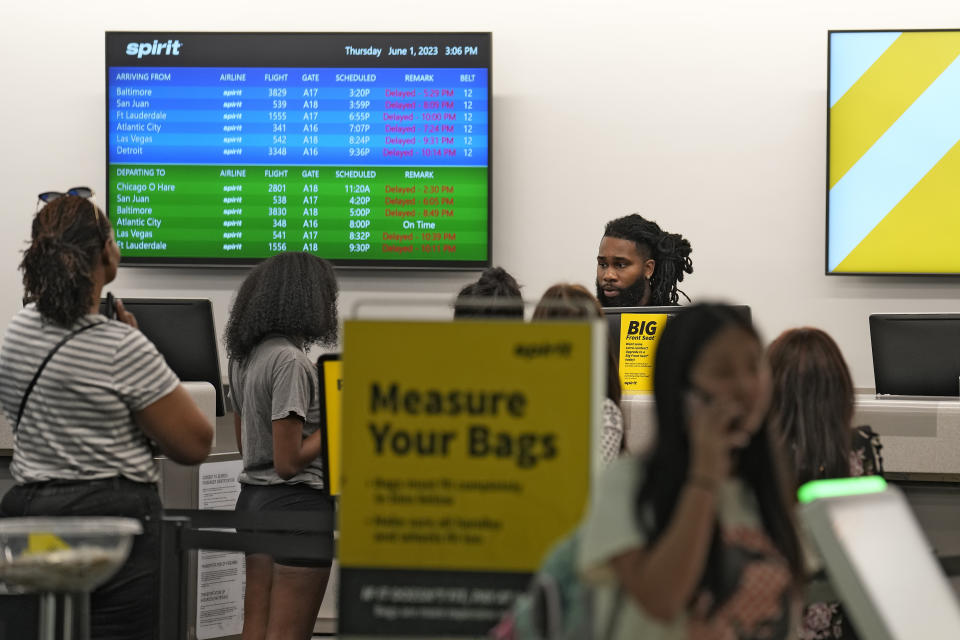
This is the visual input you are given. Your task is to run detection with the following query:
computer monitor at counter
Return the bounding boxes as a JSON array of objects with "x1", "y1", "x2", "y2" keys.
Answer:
[
  {"x1": 99, "y1": 297, "x2": 226, "y2": 416},
  {"x1": 870, "y1": 313, "x2": 960, "y2": 397}
]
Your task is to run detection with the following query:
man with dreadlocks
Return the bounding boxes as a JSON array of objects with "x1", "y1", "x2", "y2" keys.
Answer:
[{"x1": 596, "y1": 213, "x2": 693, "y2": 307}]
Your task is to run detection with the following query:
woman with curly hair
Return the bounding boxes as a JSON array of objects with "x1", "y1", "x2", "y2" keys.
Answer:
[{"x1": 225, "y1": 252, "x2": 339, "y2": 640}]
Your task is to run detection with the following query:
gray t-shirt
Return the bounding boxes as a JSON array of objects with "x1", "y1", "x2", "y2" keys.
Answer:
[{"x1": 228, "y1": 336, "x2": 324, "y2": 489}]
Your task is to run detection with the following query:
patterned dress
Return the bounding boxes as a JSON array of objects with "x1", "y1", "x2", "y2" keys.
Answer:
[
  {"x1": 579, "y1": 456, "x2": 799, "y2": 640},
  {"x1": 799, "y1": 425, "x2": 883, "y2": 640}
]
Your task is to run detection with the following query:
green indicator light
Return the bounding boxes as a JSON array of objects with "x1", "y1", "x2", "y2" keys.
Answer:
[{"x1": 797, "y1": 476, "x2": 888, "y2": 504}]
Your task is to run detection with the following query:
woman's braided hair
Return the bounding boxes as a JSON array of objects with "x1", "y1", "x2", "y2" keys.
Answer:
[{"x1": 21, "y1": 195, "x2": 110, "y2": 326}]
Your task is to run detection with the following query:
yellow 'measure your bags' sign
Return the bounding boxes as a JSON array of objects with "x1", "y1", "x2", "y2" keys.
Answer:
[{"x1": 338, "y1": 319, "x2": 600, "y2": 637}]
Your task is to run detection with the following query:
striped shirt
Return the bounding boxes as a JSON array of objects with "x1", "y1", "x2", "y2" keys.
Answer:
[{"x1": 0, "y1": 305, "x2": 179, "y2": 484}]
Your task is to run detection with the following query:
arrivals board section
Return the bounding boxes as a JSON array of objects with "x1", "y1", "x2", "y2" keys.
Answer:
[{"x1": 106, "y1": 32, "x2": 491, "y2": 267}]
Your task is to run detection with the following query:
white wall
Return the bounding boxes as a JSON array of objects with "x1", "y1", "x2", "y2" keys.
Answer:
[{"x1": 3, "y1": 0, "x2": 960, "y2": 386}]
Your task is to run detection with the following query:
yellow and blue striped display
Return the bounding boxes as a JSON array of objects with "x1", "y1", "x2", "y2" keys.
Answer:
[{"x1": 828, "y1": 31, "x2": 960, "y2": 274}]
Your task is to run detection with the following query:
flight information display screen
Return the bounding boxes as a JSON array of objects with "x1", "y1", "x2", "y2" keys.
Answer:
[{"x1": 106, "y1": 32, "x2": 491, "y2": 268}]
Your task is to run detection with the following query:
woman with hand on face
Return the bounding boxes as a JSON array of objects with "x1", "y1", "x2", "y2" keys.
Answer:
[
  {"x1": 0, "y1": 190, "x2": 213, "y2": 640},
  {"x1": 578, "y1": 304, "x2": 804, "y2": 639}
]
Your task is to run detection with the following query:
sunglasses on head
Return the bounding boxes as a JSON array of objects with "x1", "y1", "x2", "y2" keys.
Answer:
[{"x1": 37, "y1": 187, "x2": 94, "y2": 203}]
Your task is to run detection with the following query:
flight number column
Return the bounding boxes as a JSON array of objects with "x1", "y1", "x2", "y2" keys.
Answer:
[{"x1": 264, "y1": 73, "x2": 293, "y2": 254}]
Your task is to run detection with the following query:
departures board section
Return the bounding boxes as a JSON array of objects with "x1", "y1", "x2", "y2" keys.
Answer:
[{"x1": 106, "y1": 32, "x2": 491, "y2": 267}]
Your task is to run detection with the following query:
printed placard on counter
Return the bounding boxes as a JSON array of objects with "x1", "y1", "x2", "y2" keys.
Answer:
[
  {"x1": 338, "y1": 320, "x2": 599, "y2": 637},
  {"x1": 618, "y1": 313, "x2": 667, "y2": 394},
  {"x1": 196, "y1": 459, "x2": 245, "y2": 639}
]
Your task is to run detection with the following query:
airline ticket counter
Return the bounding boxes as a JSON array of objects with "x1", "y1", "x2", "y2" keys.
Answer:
[{"x1": 622, "y1": 393, "x2": 960, "y2": 476}]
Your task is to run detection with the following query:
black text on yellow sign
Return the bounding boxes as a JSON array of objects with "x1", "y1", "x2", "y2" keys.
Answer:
[
  {"x1": 368, "y1": 383, "x2": 557, "y2": 469},
  {"x1": 339, "y1": 321, "x2": 596, "y2": 574},
  {"x1": 618, "y1": 313, "x2": 667, "y2": 394}
]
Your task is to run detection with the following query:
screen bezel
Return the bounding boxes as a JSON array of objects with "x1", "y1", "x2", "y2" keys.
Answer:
[
  {"x1": 105, "y1": 31, "x2": 492, "y2": 271},
  {"x1": 825, "y1": 28, "x2": 960, "y2": 277}
]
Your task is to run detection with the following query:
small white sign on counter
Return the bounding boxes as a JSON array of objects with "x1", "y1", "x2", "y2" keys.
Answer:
[{"x1": 197, "y1": 459, "x2": 245, "y2": 639}]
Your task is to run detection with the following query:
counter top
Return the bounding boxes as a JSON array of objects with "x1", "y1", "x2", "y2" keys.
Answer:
[{"x1": 620, "y1": 393, "x2": 960, "y2": 477}]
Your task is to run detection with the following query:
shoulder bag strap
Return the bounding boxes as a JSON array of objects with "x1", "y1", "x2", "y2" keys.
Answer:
[{"x1": 14, "y1": 322, "x2": 102, "y2": 432}]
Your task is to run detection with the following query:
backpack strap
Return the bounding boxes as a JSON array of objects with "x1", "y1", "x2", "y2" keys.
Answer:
[{"x1": 14, "y1": 322, "x2": 102, "y2": 432}]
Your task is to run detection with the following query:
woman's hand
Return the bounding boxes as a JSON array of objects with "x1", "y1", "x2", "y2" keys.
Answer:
[
  {"x1": 686, "y1": 391, "x2": 745, "y2": 486},
  {"x1": 273, "y1": 415, "x2": 323, "y2": 480},
  {"x1": 114, "y1": 298, "x2": 139, "y2": 329}
]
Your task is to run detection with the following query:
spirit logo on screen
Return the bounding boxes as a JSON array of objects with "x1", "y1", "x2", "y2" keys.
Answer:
[{"x1": 125, "y1": 39, "x2": 182, "y2": 58}]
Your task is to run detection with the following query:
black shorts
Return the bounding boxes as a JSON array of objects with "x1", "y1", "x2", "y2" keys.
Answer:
[{"x1": 235, "y1": 483, "x2": 334, "y2": 567}]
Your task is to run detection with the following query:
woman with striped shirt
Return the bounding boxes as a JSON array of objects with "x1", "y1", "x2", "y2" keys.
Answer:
[{"x1": 0, "y1": 192, "x2": 214, "y2": 640}]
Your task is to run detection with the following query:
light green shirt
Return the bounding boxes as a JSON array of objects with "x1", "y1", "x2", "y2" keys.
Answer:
[{"x1": 577, "y1": 455, "x2": 796, "y2": 640}]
